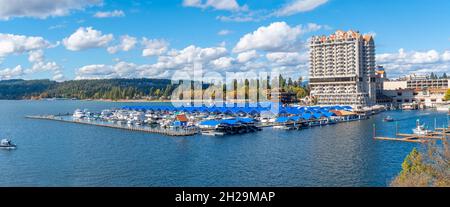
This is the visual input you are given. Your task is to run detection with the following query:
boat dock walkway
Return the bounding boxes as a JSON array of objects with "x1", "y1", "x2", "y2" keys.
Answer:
[
  {"x1": 374, "y1": 130, "x2": 448, "y2": 143},
  {"x1": 374, "y1": 137, "x2": 429, "y2": 143},
  {"x1": 26, "y1": 115, "x2": 198, "y2": 137}
]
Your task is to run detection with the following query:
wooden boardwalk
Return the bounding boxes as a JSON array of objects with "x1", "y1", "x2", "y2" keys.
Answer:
[
  {"x1": 374, "y1": 137, "x2": 429, "y2": 143},
  {"x1": 26, "y1": 115, "x2": 198, "y2": 137},
  {"x1": 396, "y1": 133, "x2": 444, "y2": 139}
]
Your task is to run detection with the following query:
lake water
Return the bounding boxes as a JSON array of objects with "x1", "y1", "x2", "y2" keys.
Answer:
[{"x1": 0, "y1": 100, "x2": 448, "y2": 187}]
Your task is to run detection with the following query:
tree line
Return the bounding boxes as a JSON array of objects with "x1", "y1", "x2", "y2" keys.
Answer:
[{"x1": 0, "y1": 75, "x2": 309, "y2": 101}]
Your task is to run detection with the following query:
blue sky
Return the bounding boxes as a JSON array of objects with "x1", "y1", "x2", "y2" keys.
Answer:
[{"x1": 0, "y1": 0, "x2": 449, "y2": 81}]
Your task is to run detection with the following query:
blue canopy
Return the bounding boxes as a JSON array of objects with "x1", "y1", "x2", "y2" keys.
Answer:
[
  {"x1": 275, "y1": 117, "x2": 289, "y2": 123},
  {"x1": 289, "y1": 116, "x2": 302, "y2": 122},
  {"x1": 199, "y1": 120, "x2": 220, "y2": 126},
  {"x1": 313, "y1": 113, "x2": 325, "y2": 119},
  {"x1": 301, "y1": 113, "x2": 312, "y2": 120},
  {"x1": 220, "y1": 119, "x2": 242, "y2": 125},
  {"x1": 236, "y1": 117, "x2": 256, "y2": 123},
  {"x1": 322, "y1": 112, "x2": 335, "y2": 118}
]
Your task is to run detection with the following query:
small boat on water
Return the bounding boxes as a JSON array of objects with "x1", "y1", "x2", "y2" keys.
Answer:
[
  {"x1": 412, "y1": 120, "x2": 432, "y2": 136},
  {"x1": 0, "y1": 139, "x2": 17, "y2": 150},
  {"x1": 201, "y1": 131, "x2": 226, "y2": 136},
  {"x1": 383, "y1": 116, "x2": 394, "y2": 122}
]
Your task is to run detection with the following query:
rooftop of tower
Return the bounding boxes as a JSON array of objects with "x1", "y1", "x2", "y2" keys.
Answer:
[{"x1": 311, "y1": 30, "x2": 374, "y2": 43}]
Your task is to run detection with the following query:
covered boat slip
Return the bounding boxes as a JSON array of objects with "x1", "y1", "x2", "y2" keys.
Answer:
[
  {"x1": 122, "y1": 104, "x2": 357, "y2": 133},
  {"x1": 273, "y1": 112, "x2": 339, "y2": 130},
  {"x1": 121, "y1": 104, "x2": 354, "y2": 116},
  {"x1": 199, "y1": 118, "x2": 261, "y2": 136}
]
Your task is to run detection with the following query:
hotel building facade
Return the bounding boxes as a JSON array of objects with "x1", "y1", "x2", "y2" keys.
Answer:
[{"x1": 309, "y1": 30, "x2": 377, "y2": 108}]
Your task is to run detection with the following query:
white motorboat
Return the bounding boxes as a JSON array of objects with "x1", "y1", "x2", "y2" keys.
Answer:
[
  {"x1": 412, "y1": 120, "x2": 432, "y2": 136},
  {"x1": 201, "y1": 131, "x2": 226, "y2": 136},
  {"x1": 0, "y1": 139, "x2": 17, "y2": 150},
  {"x1": 73, "y1": 109, "x2": 86, "y2": 119}
]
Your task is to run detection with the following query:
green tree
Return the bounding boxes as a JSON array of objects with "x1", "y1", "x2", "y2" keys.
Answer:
[
  {"x1": 391, "y1": 141, "x2": 450, "y2": 187},
  {"x1": 445, "y1": 89, "x2": 450, "y2": 101}
]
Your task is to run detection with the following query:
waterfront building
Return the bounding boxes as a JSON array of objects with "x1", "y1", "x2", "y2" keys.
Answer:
[
  {"x1": 309, "y1": 30, "x2": 376, "y2": 108},
  {"x1": 375, "y1": 65, "x2": 387, "y2": 95},
  {"x1": 383, "y1": 80, "x2": 408, "y2": 90},
  {"x1": 406, "y1": 78, "x2": 449, "y2": 90},
  {"x1": 414, "y1": 88, "x2": 448, "y2": 108},
  {"x1": 269, "y1": 90, "x2": 298, "y2": 105},
  {"x1": 382, "y1": 74, "x2": 449, "y2": 108}
]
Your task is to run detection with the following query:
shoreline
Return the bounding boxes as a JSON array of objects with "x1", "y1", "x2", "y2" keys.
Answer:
[{"x1": 13, "y1": 98, "x2": 272, "y2": 104}]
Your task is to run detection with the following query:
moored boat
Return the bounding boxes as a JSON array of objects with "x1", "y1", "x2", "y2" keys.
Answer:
[
  {"x1": 383, "y1": 116, "x2": 394, "y2": 122},
  {"x1": 412, "y1": 120, "x2": 432, "y2": 136},
  {"x1": 0, "y1": 139, "x2": 17, "y2": 150}
]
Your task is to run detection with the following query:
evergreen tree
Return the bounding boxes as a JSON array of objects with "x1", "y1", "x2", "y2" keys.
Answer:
[{"x1": 287, "y1": 77, "x2": 293, "y2": 86}]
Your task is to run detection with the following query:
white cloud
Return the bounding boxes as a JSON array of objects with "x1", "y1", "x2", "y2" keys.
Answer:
[
  {"x1": 233, "y1": 22, "x2": 303, "y2": 53},
  {"x1": 76, "y1": 62, "x2": 139, "y2": 79},
  {"x1": 216, "y1": 9, "x2": 267, "y2": 23},
  {"x1": 49, "y1": 24, "x2": 66, "y2": 30},
  {"x1": 0, "y1": 0, "x2": 102, "y2": 20},
  {"x1": 442, "y1": 51, "x2": 450, "y2": 61},
  {"x1": 0, "y1": 33, "x2": 63, "y2": 81},
  {"x1": 211, "y1": 57, "x2": 234, "y2": 69},
  {"x1": 377, "y1": 49, "x2": 440, "y2": 64},
  {"x1": 0, "y1": 65, "x2": 24, "y2": 80},
  {"x1": 217, "y1": 15, "x2": 255, "y2": 22},
  {"x1": 218, "y1": 29, "x2": 232, "y2": 36},
  {"x1": 183, "y1": 0, "x2": 245, "y2": 12},
  {"x1": 28, "y1": 50, "x2": 45, "y2": 63},
  {"x1": 94, "y1": 10, "x2": 125, "y2": 18},
  {"x1": 303, "y1": 23, "x2": 326, "y2": 33},
  {"x1": 141, "y1": 38, "x2": 169, "y2": 57},
  {"x1": 63, "y1": 27, "x2": 113, "y2": 51},
  {"x1": 0, "y1": 33, "x2": 51, "y2": 57},
  {"x1": 155, "y1": 45, "x2": 228, "y2": 69},
  {"x1": 236, "y1": 50, "x2": 259, "y2": 63},
  {"x1": 53, "y1": 71, "x2": 66, "y2": 82},
  {"x1": 266, "y1": 52, "x2": 306, "y2": 66},
  {"x1": 275, "y1": 0, "x2": 328, "y2": 17},
  {"x1": 76, "y1": 61, "x2": 171, "y2": 80},
  {"x1": 107, "y1": 35, "x2": 137, "y2": 54},
  {"x1": 26, "y1": 50, "x2": 64, "y2": 80},
  {"x1": 377, "y1": 49, "x2": 450, "y2": 77}
]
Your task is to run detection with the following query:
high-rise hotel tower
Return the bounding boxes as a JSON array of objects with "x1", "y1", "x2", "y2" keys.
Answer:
[{"x1": 309, "y1": 30, "x2": 376, "y2": 107}]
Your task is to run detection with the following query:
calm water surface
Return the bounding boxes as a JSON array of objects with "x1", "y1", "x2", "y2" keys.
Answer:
[{"x1": 0, "y1": 100, "x2": 448, "y2": 186}]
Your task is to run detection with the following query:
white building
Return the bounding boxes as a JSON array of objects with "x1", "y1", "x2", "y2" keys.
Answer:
[
  {"x1": 383, "y1": 81, "x2": 408, "y2": 90},
  {"x1": 382, "y1": 77, "x2": 449, "y2": 108},
  {"x1": 309, "y1": 30, "x2": 376, "y2": 108}
]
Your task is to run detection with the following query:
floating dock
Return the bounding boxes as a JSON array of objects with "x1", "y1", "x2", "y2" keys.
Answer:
[
  {"x1": 374, "y1": 137, "x2": 429, "y2": 143},
  {"x1": 374, "y1": 132, "x2": 447, "y2": 143},
  {"x1": 26, "y1": 115, "x2": 198, "y2": 136}
]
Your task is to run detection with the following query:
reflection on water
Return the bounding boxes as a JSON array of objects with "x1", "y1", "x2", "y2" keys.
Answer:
[{"x1": 0, "y1": 100, "x2": 448, "y2": 186}]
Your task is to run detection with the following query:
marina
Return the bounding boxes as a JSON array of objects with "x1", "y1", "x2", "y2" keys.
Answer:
[
  {"x1": 374, "y1": 118, "x2": 449, "y2": 143},
  {"x1": 26, "y1": 104, "x2": 374, "y2": 137},
  {"x1": 1, "y1": 100, "x2": 449, "y2": 186},
  {"x1": 26, "y1": 115, "x2": 198, "y2": 136}
]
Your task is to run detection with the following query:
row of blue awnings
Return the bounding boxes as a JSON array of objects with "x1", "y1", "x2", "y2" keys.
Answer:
[
  {"x1": 122, "y1": 105, "x2": 352, "y2": 115},
  {"x1": 199, "y1": 117, "x2": 257, "y2": 126},
  {"x1": 274, "y1": 112, "x2": 336, "y2": 123}
]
